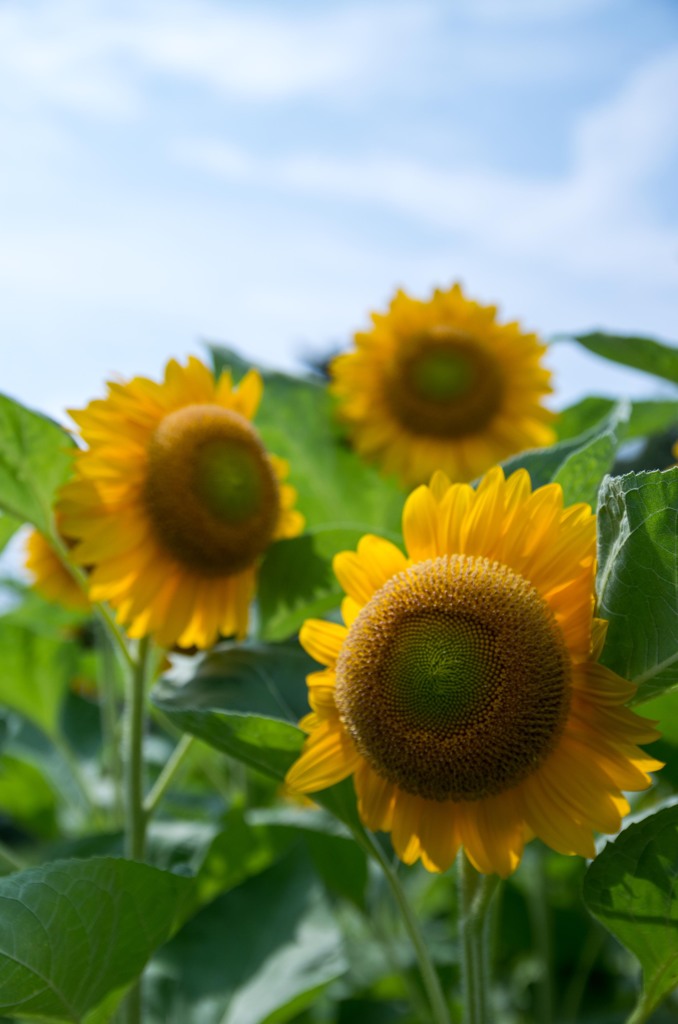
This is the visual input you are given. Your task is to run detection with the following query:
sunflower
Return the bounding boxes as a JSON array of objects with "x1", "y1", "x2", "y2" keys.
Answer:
[
  {"x1": 286, "y1": 466, "x2": 661, "y2": 877},
  {"x1": 331, "y1": 283, "x2": 556, "y2": 487},
  {"x1": 59, "y1": 357, "x2": 304, "y2": 649},
  {"x1": 24, "y1": 520, "x2": 90, "y2": 611}
]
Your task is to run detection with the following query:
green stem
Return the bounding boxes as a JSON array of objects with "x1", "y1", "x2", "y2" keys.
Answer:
[
  {"x1": 124, "y1": 637, "x2": 151, "y2": 861},
  {"x1": 625, "y1": 990, "x2": 660, "y2": 1024},
  {"x1": 351, "y1": 827, "x2": 451, "y2": 1024},
  {"x1": 96, "y1": 603, "x2": 136, "y2": 673},
  {"x1": 458, "y1": 854, "x2": 500, "y2": 1024},
  {"x1": 143, "y1": 734, "x2": 195, "y2": 820},
  {"x1": 97, "y1": 622, "x2": 124, "y2": 823},
  {"x1": 122, "y1": 637, "x2": 153, "y2": 1024}
]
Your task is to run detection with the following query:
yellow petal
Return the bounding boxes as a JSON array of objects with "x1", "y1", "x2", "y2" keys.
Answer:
[
  {"x1": 232, "y1": 368, "x2": 263, "y2": 420},
  {"x1": 285, "y1": 723, "x2": 361, "y2": 793},
  {"x1": 390, "y1": 791, "x2": 423, "y2": 865},
  {"x1": 334, "y1": 536, "x2": 406, "y2": 606},
  {"x1": 417, "y1": 799, "x2": 461, "y2": 873},
  {"x1": 354, "y1": 760, "x2": 396, "y2": 832},
  {"x1": 299, "y1": 619, "x2": 347, "y2": 667},
  {"x1": 458, "y1": 791, "x2": 525, "y2": 877},
  {"x1": 402, "y1": 485, "x2": 440, "y2": 560}
]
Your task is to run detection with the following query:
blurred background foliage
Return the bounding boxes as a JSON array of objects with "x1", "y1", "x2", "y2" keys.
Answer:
[{"x1": 0, "y1": 333, "x2": 677, "y2": 1022}]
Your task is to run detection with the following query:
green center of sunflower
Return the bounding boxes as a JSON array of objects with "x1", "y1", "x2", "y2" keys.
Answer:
[
  {"x1": 144, "y1": 404, "x2": 280, "y2": 576},
  {"x1": 334, "y1": 554, "x2": 571, "y2": 802},
  {"x1": 411, "y1": 349, "x2": 473, "y2": 401},
  {"x1": 388, "y1": 331, "x2": 504, "y2": 438}
]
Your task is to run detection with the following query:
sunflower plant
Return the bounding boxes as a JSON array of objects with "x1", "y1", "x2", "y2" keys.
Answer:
[{"x1": 0, "y1": 292, "x2": 677, "y2": 1024}]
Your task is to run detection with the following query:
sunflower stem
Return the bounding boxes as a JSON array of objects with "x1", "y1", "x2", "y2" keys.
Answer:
[
  {"x1": 143, "y1": 734, "x2": 195, "y2": 820},
  {"x1": 458, "y1": 854, "x2": 500, "y2": 1024},
  {"x1": 97, "y1": 621, "x2": 124, "y2": 824},
  {"x1": 122, "y1": 636, "x2": 153, "y2": 1024},
  {"x1": 355, "y1": 828, "x2": 451, "y2": 1024},
  {"x1": 96, "y1": 602, "x2": 136, "y2": 673},
  {"x1": 624, "y1": 991, "x2": 661, "y2": 1024},
  {"x1": 124, "y1": 636, "x2": 151, "y2": 861}
]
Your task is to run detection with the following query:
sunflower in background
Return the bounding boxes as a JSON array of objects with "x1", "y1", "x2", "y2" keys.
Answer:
[
  {"x1": 286, "y1": 466, "x2": 661, "y2": 878},
  {"x1": 24, "y1": 515, "x2": 90, "y2": 612},
  {"x1": 331, "y1": 283, "x2": 556, "y2": 487},
  {"x1": 59, "y1": 357, "x2": 304, "y2": 650}
]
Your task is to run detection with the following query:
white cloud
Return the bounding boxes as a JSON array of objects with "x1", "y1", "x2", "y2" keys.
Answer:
[
  {"x1": 575, "y1": 46, "x2": 678, "y2": 188},
  {"x1": 131, "y1": 1, "x2": 432, "y2": 101},
  {"x1": 0, "y1": 2, "x2": 139, "y2": 118},
  {"x1": 1, "y1": 0, "x2": 676, "y2": 423},
  {"x1": 0, "y1": 0, "x2": 434, "y2": 117},
  {"x1": 176, "y1": 45, "x2": 678, "y2": 285}
]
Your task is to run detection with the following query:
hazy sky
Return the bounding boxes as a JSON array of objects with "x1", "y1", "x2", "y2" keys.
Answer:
[{"x1": 2, "y1": 0, "x2": 677, "y2": 421}]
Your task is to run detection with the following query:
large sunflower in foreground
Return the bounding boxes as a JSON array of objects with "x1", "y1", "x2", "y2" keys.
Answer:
[
  {"x1": 59, "y1": 357, "x2": 304, "y2": 649},
  {"x1": 331, "y1": 283, "x2": 556, "y2": 487},
  {"x1": 286, "y1": 467, "x2": 661, "y2": 877}
]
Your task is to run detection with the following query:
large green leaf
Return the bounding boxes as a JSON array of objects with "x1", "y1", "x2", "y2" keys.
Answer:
[
  {"x1": 552, "y1": 431, "x2": 618, "y2": 508},
  {"x1": 501, "y1": 402, "x2": 628, "y2": 491},
  {"x1": 0, "y1": 592, "x2": 93, "y2": 739},
  {"x1": 210, "y1": 345, "x2": 405, "y2": 533},
  {"x1": 151, "y1": 642, "x2": 362, "y2": 830},
  {"x1": 147, "y1": 851, "x2": 347, "y2": 1024},
  {"x1": 0, "y1": 394, "x2": 74, "y2": 535},
  {"x1": 0, "y1": 857, "x2": 192, "y2": 1022},
  {"x1": 582, "y1": 804, "x2": 678, "y2": 1021},
  {"x1": 596, "y1": 470, "x2": 678, "y2": 702},
  {"x1": 574, "y1": 332, "x2": 678, "y2": 385},
  {"x1": 556, "y1": 396, "x2": 678, "y2": 444},
  {"x1": 257, "y1": 525, "x2": 377, "y2": 641},
  {"x1": 248, "y1": 806, "x2": 369, "y2": 910}
]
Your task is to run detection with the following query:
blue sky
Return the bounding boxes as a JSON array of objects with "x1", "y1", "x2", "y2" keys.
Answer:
[{"x1": 1, "y1": 0, "x2": 677, "y2": 420}]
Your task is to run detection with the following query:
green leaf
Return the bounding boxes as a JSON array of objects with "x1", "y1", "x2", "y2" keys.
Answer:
[
  {"x1": 574, "y1": 332, "x2": 678, "y2": 385},
  {"x1": 623, "y1": 400, "x2": 678, "y2": 442},
  {"x1": 147, "y1": 851, "x2": 347, "y2": 1024},
  {"x1": 161, "y1": 640, "x2": 315, "y2": 725},
  {"x1": 636, "y1": 695, "x2": 678, "y2": 789},
  {"x1": 0, "y1": 752, "x2": 58, "y2": 840},
  {"x1": 0, "y1": 595, "x2": 93, "y2": 739},
  {"x1": 556, "y1": 397, "x2": 678, "y2": 443},
  {"x1": 248, "y1": 806, "x2": 369, "y2": 910},
  {"x1": 0, "y1": 857, "x2": 192, "y2": 1022},
  {"x1": 257, "y1": 526, "x2": 373, "y2": 642},
  {"x1": 582, "y1": 804, "x2": 678, "y2": 1021},
  {"x1": 151, "y1": 645, "x2": 310, "y2": 779},
  {"x1": 501, "y1": 402, "x2": 628, "y2": 491},
  {"x1": 0, "y1": 512, "x2": 21, "y2": 555},
  {"x1": 596, "y1": 470, "x2": 678, "y2": 702},
  {"x1": 552, "y1": 431, "x2": 618, "y2": 508},
  {"x1": 210, "y1": 345, "x2": 405, "y2": 534},
  {"x1": 151, "y1": 642, "x2": 362, "y2": 830},
  {"x1": 0, "y1": 394, "x2": 75, "y2": 535}
]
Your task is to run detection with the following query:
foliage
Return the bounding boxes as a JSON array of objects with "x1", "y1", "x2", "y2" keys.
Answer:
[{"x1": 0, "y1": 329, "x2": 677, "y2": 1024}]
